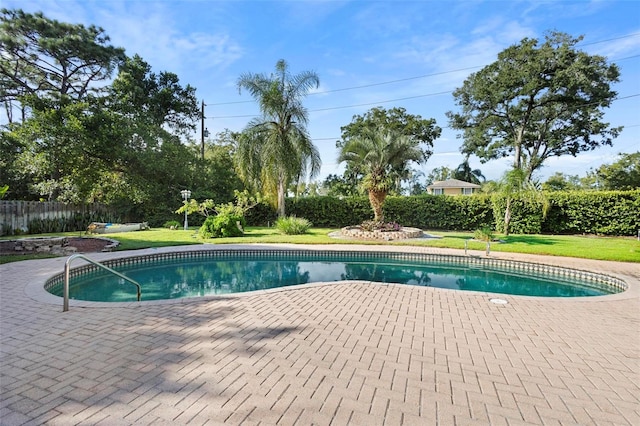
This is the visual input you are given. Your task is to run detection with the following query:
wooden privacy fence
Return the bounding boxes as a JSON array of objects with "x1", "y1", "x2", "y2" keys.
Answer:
[{"x1": 0, "y1": 200, "x2": 113, "y2": 234}]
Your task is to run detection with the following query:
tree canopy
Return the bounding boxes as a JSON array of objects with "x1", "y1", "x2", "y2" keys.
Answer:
[
  {"x1": 0, "y1": 8, "x2": 125, "y2": 122},
  {"x1": 447, "y1": 31, "x2": 621, "y2": 181},
  {"x1": 425, "y1": 166, "x2": 453, "y2": 186},
  {"x1": 109, "y1": 55, "x2": 199, "y2": 135},
  {"x1": 338, "y1": 128, "x2": 423, "y2": 222},
  {"x1": 542, "y1": 172, "x2": 583, "y2": 192},
  {"x1": 453, "y1": 156, "x2": 485, "y2": 184},
  {"x1": 0, "y1": 9, "x2": 241, "y2": 226},
  {"x1": 337, "y1": 107, "x2": 441, "y2": 193},
  {"x1": 593, "y1": 152, "x2": 640, "y2": 190},
  {"x1": 338, "y1": 106, "x2": 441, "y2": 154}
]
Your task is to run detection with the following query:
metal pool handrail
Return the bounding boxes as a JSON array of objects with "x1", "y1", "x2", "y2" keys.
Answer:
[
  {"x1": 63, "y1": 253, "x2": 141, "y2": 312},
  {"x1": 464, "y1": 239, "x2": 491, "y2": 256}
]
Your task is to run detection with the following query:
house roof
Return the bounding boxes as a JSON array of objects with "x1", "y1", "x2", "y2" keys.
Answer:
[{"x1": 427, "y1": 178, "x2": 481, "y2": 189}]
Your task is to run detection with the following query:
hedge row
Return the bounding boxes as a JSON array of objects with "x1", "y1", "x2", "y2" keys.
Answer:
[
  {"x1": 245, "y1": 190, "x2": 639, "y2": 236},
  {"x1": 542, "y1": 190, "x2": 640, "y2": 235},
  {"x1": 383, "y1": 195, "x2": 494, "y2": 231}
]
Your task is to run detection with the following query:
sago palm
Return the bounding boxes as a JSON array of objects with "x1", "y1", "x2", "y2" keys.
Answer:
[
  {"x1": 338, "y1": 128, "x2": 423, "y2": 222},
  {"x1": 236, "y1": 59, "x2": 321, "y2": 217}
]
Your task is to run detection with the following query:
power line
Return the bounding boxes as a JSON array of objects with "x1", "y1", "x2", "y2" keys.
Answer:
[
  {"x1": 310, "y1": 90, "x2": 453, "y2": 112},
  {"x1": 209, "y1": 54, "x2": 639, "y2": 117},
  {"x1": 579, "y1": 32, "x2": 640, "y2": 46},
  {"x1": 207, "y1": 32, "x2": 640, "y2": 107},
  {"x1": 309, "y1": 95, "x2": 640, "y2": 142},
  {"x1": 214, "y1": 92, "x2": 640, "y2": 120}
]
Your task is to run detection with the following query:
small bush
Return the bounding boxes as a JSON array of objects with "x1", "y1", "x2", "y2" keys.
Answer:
[
  {"x1": 163, "y1": 220, "x2": 180, "y2": 229},
  {"x1": 199, "y1": 213, "x2": 246, "y2": 238},
  {"x1": 275, "y1": 216, "x2": 312, "y2": 235},
  {"x1": 473, "y1": 226, "x2": 494, "y2": 242}
]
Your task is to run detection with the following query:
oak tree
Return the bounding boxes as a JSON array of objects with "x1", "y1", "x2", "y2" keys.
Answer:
[{"x1": 447, "y1": 32, "x2": 621, "y2": 181}]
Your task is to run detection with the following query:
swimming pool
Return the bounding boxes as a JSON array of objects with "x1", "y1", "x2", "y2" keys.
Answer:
[{"x1": 45, "y1": 249, "x2": 627, "y2": 302}]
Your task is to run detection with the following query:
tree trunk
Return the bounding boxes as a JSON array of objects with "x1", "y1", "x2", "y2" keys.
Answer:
[
  {"x1": 368, "y1": 189, "x2": 387, "y2": 222},
  {"x1": 503, "y1": 197, "x2": 511, "y2": 236},
  {"x1": 277, "y1": 178, "x2": 286, "y2": 218},
  {"x1": 514, "y1": 127, "x2": 524, "y2": 170}
]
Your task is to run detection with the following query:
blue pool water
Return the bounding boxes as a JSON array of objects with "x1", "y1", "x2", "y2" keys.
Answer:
[{"x1": 47, "y1": 251, "x2": 622, "y2": 302}]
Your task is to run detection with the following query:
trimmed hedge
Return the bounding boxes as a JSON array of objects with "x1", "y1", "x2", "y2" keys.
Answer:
[
  {"x1": 383, "y1": 195, "x2": 494, "y2": 231},
  {"x1": 258, "y1": 190, "x2": 639, "y2": 236},
  {"x1": 287, "y1": 196, "x2": 372, "y2": 227},
  {"x1": 543, "y1": 190, "x2": 640, "y2": 236},
  {"x1": 491, "y1": 196, "x2": 547, "y2": 235},
  {"x1": 245, "y1": 202, "x2": 278, "y2": 226}
]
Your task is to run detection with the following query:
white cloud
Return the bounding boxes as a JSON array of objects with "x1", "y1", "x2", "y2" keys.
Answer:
[
  {"x1": 587, "y1": 31, "x2": 640, "y2": 59},
  {"x1": 95, "y1": 7, "x2": 243, "y2": 75}
]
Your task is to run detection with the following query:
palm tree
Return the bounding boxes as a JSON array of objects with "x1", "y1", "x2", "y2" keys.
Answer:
[
  {"x1": 494, "y1": 168, "x2": 549, "y2": 236},
  {"x1": 236, "y1": 59, "x2": 321, "y2": 217},
  {"x1": 338, "y1": 128, "x2": 423, "y2": 222},
  {"x1": 453, "y1": 155, "x2": 485, "y2": 184}
]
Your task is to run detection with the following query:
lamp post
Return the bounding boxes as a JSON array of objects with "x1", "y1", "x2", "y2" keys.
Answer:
[{"x1": 180, "y1": 189, "x2": 191, "y2": 230}]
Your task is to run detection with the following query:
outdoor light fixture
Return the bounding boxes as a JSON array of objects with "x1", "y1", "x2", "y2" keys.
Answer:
[{"x1": 180, "y1": 189, "x2": 191, "y2": 230}]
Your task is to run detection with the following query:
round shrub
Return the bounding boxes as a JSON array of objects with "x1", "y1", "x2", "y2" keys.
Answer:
[
  {"x1": 275, "y1": 216, "x2": 312, "y2": 235},
  {"x1": 199, "y1": 213, "x2": 246, "y2": 238}
]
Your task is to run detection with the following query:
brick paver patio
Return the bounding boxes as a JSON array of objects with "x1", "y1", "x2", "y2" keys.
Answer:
[{"x1": 1, "y1": 244, "x2": 639, "y2": 425}]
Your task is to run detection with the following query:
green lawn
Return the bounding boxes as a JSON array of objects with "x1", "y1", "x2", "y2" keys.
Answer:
[
  {"x1": 1, "y1": 227, "x2": 639, "y2": 263},
  {"x1": 402, "y1": 231, "x2": 640, "y2": 262}
]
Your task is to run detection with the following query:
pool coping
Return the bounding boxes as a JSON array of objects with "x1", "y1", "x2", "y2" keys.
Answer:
[{"x1": 24, "y1": 243, "x2": 640, "y2": 310}]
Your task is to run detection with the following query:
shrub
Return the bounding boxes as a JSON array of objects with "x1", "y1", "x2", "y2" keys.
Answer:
[
  {"x1": 473, "y1": 226, "x2": 495, "y2": 242},
  {"x1": 275, "y1": 216, "x2": 312, "y2": 235},
  {"x1": 26, "y1": 211, "x2": 121, "y2": 235},
  {"x1": 199, "y1": 212, "x2": 246, "y2": 238},
  {"x1": 163, "y1": 220, "x2": 180, "y2": 229}
]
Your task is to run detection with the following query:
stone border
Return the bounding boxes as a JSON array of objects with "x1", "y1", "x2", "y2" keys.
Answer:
[
  {"x1": 0, "y1": 236, "x2": 120, "y2": 255},
  {"x1": 340, "y1": 226, "x2": 423, "y2": 240},
  {"x1": 98, "y1": 237, "x2": 120, "y2": 252},
  {"x1": 3, "y1": 236, "x2": 76, "y2": 255}
]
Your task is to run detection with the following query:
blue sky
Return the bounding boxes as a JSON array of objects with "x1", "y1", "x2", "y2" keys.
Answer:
[{"x1": 6, "y1": 0, "x2": 640, "y2": 183}]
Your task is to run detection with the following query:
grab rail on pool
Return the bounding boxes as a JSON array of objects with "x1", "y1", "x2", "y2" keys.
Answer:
[
  {"x1": 464, "y1": 239, "x2": 491, "y2": 256},
  {"x1": 63, "y1": 253, "x2": 142, "y2": 312}
]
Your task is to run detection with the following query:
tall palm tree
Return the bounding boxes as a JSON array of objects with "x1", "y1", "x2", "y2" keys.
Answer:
[
  {"x1": 453, "y1": 155, "x2": 485, "y2": 184},
  {"x1": 338, "y1": 128, "x2": 423, "y2": 222},
  {"x1": 236, "y1": 59, "x2": 321, "y2": 217}
]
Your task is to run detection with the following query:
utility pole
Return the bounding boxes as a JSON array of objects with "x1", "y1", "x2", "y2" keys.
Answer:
[{"x1": 200, "y1": 100, "x2": 206, "y2": 160}]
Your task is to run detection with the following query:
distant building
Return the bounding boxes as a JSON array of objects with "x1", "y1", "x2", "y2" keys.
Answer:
[{"x1": 426, "y1": 179, "x2": 481, "y2": 195}]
